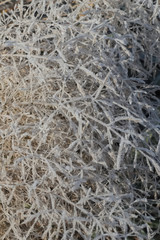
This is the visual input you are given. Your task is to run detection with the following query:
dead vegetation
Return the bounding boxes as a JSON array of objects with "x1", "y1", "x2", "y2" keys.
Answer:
[{"x1": 0, "y1": 0, "x2": 160, "y2": 239}]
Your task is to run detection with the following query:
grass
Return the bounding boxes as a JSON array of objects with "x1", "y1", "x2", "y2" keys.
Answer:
[{"x1": 0, "y1": 0, "x2": 160, "y2": 239}]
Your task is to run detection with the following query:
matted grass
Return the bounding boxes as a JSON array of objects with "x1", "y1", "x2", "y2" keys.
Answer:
[{"x1": 0, "y1": 0, "x2": 160, "y2": 239}]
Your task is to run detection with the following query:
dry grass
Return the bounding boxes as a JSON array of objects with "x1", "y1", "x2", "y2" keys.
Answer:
[{"x1": 0, "y1": 0, "x2": 160, "y2": 239}]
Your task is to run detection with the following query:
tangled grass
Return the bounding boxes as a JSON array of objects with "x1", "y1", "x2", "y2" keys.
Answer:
[{"x1": 0, "y1": 0, "x2": 160, "y2": 239}]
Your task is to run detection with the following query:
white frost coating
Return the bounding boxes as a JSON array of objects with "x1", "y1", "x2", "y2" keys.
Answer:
[{"x1": 0, "y1": 0, "x2": 160, "y2": 239}]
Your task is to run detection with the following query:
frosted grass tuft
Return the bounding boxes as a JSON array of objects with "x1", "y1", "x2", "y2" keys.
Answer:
[{"x1": 0, "y1": 0, "x2": 160, "y2": 239}]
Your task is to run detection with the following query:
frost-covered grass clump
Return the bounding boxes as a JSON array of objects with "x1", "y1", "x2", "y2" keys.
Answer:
[{"x1": 0, "y1": 0, "x2": 160, "y2": 239}]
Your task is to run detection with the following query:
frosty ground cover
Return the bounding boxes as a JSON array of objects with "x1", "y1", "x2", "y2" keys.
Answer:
[{"x1": 0, "y1": 0, "x2": 160, "y2": 239}]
